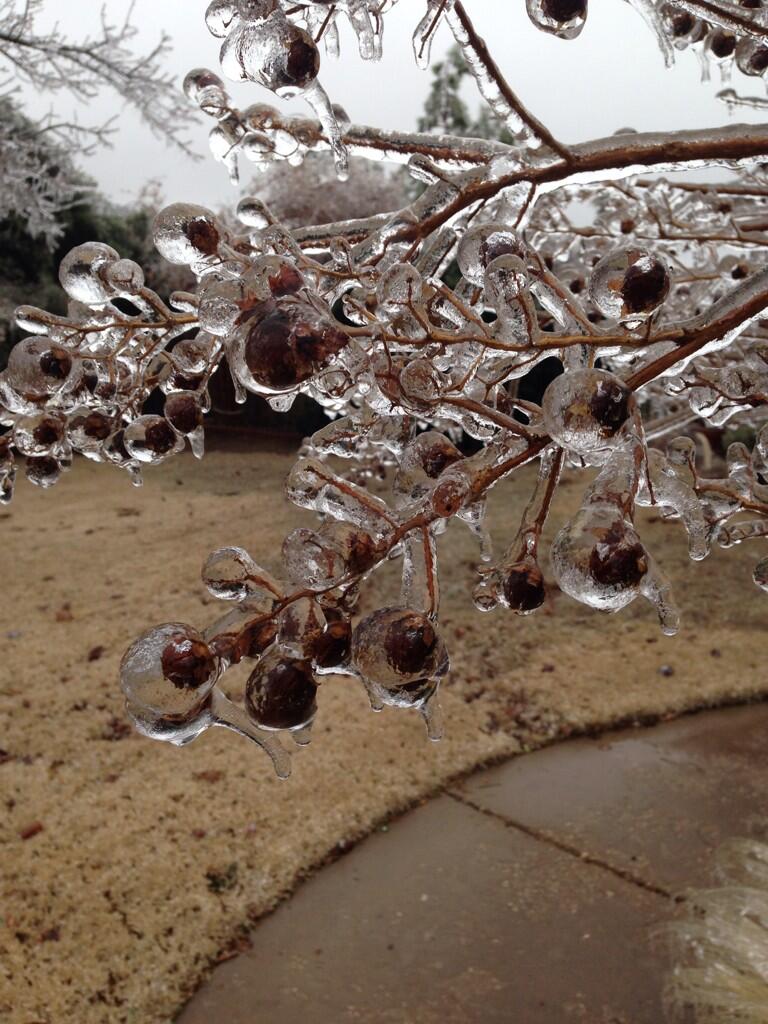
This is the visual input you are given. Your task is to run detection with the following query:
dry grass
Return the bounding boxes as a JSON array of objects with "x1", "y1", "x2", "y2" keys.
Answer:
[{"x1": 1, "y1": 440, "x2": 766, "y2": 1024}]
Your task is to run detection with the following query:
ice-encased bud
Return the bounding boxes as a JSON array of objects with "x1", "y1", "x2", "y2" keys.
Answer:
[
  {"x1": 473, "y1": 577, "x2": 499, "y2": 612},
  {"x1": 204, "y1": 591, "x2": 276, "y2": 655},
  {"x1": 197, "y1": 267, "x2": 282, "y2": 337},
  {"x1": 400, "y1": 359, "x2": 445, "y2": 405},
  {"x1": 312, "y1": 608, "x2": 353, "y2": 675},
  {"x1": 589, "y1": 247, "x2": 670, "y2": 324},
  {"x1": 395, "y1": 432, "x2": 464, "y2": 502},
  {"x1": 230, "y1": 299, "x2": 350, "y2": 396},
  {"x1": 121, "y1": 623, "x2": 221, "y2": 732},
  {"x1": 377, "y1": 264, "x2": 424, "y2": 313},
  {"x1": 203, "y1": 545, "x2": 280, "y2": 602},
  {"x1": 123, "y1": 415, "x2": 184, "y2": 464},
  {"x1": 5, "y1": 338, "x2": 78, "y2": 400},
  {"x1": 12, "y1": 412, "x2": 68, "y2": 457},
  {"x1": 244, "y1": 652, "x2": 318, "y2": 731},
  {"x1": 497, "y1": 556, "x2": 547, "y2": 614},
  {"x1": 705, "y1": 28, "x2": 737, "y2": 62},
  {"x1": 457, "y1": 223, "x2": 526, "y2": 287},
  {"x1": 526, "y1": 0, "x2": 587, "y2": 39},
  {"x1": 277, "y1": 595, "x2": 326, "y2": 659},
  {"x1": 59, "y1": 242, "x2": 120, "y2": 305},
  {"x1": 661, "y1": 5, "x2": 705, "y2": 49},
  {"x1": 67, "y1": 408, "x2": 114, "y2": 456},
  {"x1": 152, "y1": 203, "x2": 222, "y2": 266},
  {"x1": 206, "y1": 0, "x2": 238, "y2": 37},
  {"x1": 102, "y1": 259, "x2": 144, "y2": 296},
  {"x1": 351, "y1": 607, "x2": 449, "y2": 704},
  {"x1": 25, "y1": 455, "x2": 63, "y2": 489},
  {"x1": 735, "y1": 37, "x2": 768, "y2": 77},
  {"x1": 236, "y1": 195, "x2": 274, "y2": 229},
  {"x1": 551, "y1": 505, "x2": 648, "y2": 612},
  {"x1": 219, "y1": 12, "x2": 320, "y2": 97},
  {"x1": 164, "y1": 393, "x2": 204, "y2": 436},
  {"x1": 282, "y1": 521, "x2": 377, "y2": 588},
  {"x1": 184, "y1": 67, "x2": 229, "y2": 116},
  {"x1": 542, "y1": 368, "x2": 633, "y2": 456},
  {"x1": 14, "y1": 305, "x2": 53, "y2": 335}
]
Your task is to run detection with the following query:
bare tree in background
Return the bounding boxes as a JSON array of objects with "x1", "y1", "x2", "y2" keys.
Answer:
[
  {"x1": 250, "y1": 152, "x2": 405, "y2": 229},
  {"x1": 0, "y1": 0, "x2": 196, "y2": 244}
]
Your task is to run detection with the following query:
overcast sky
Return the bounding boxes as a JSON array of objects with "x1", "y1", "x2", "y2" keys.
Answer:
[{"x1": 18, "y1": 1, "x2": 767, "y2": 209}]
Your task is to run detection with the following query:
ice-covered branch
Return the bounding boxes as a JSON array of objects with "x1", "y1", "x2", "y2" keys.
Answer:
[{"x1": 4, "y1": 0, "x2": 768, "y2": 774}]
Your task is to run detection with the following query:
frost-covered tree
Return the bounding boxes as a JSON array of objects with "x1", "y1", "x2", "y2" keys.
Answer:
[
  {"x1": 0, "y1": 0, "x2": 195, "y2": 244},
  {"x1": 5, "y1": 0, "x2": 768, "y2": 778},
  {"x1": 249, "y1": 151, "x2": 406, "y2": 229}
]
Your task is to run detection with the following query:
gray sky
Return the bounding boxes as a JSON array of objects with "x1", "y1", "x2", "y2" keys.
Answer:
[{"x1": 18, "y1": 1, "x2": 767, "y2": 208}]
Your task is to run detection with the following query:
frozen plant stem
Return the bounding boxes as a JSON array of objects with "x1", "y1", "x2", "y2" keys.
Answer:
[{"x1": 5, "y1": 1, "x2": 768, "y2": 775}]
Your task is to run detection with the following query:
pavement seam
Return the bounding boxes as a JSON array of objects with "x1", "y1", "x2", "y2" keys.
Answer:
[{"x1": 446, "y1": 789, "x2": 675, "y2": 902}]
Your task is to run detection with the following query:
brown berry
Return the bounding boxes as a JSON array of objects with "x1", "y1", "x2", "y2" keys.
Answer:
[
  {"x1": 32, "y1": 417, "x2": 64, "y2": 447},
  {"x1": 621, "y1": 260, "x2": 669, "y2": 315},
  {"x1": 83, "y1": 412, "x2": 113, "y2": 441},
  {"x1": 39, "y1": 348, "x2": 72, "y2": 380},
  {"x1": 418, "y1": 436, "x2": 463, "y2": 479},
  {"x1": 312, "y1": 618, "x2": 352, "y2": 670},
  {"x1": 161, "y1": 635, "x2": 217, "y2": 689},
  {"x1": 144, "y1": 419, "x2": 178, "y2": 455},
  {"x1": 186, "y1": 218, "x2": 220, "y2": 257},
  {"x1": 245, "y1": 658, "x2": 317, "y2": 730},
  {"x1": 284, "y1": 31, "x2": 320, "y2": 89},
  {"x1": 501, "y1": 563, "x2": 546, "y2": 613},
  {"x1": 541, "y1": 0, "x2": 587, "y2": 22},
  {"x1": 589, "y1": 525, "x2": 647, "y2": 588},
  {"x1": 385, "y1": 611, "x2": 438, "y2": 677},
  {"x1": 588, "y1": 378, "x2": 631, "y2": 437},
  {"x1": 165, "y1": 394, "x2": 202, "y2": 435},
  {"x1": 709, "y1": 30, "x2": 736, "y2": 58}
]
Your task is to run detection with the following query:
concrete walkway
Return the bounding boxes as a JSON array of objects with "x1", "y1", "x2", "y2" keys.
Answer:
[{"x1": 177, "y1": 703, "x2": 768, "y2": 1024}]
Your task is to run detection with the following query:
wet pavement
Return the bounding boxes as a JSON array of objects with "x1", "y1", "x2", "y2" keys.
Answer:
[{"x1": 177, "y1": 702, "x2": 768, "y2": 1024}]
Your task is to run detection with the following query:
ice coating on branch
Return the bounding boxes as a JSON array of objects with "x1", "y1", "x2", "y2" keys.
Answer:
[
  {"x1": 552, "y1": 441, "x2": 680, "y2": 635},
  {"x1": 589, "y1": 247, "x2": 671, "y2": 326},
  {"x1": 351, "y1": 607, "x2": 448, "y2": 739},
  {"x1": 207, "y1": 0, "x2": 349, "y2": 177},
  {"x1": 477, "y1": 447, "x2": 562, "y2": 614},
  {"x1": 6, "y1": 0, "x2": 768, "y2": 773},
  {"x1": 626, "y1": 0, "x2": 675, "y2": 68},
  {"x1": 542, "y1": 368, "x2": 634, "y2": 460},
  {"x1": 637, "y1": 449, "x2": 709, "y2": 561}
]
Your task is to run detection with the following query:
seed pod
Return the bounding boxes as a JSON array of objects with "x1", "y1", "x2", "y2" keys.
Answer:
[
  {"x1": 124, "y1": 415, "x2": 184, "y2": 464},
  {"x1": 351, "y1": 607, "x2": 449, "y2": 703},
  {"x1": 589, "y1": 247, "x2": 670, "y2": 324},
  {"x1": 121, "y1": 623, "x2": 221, "y2": 722},
  {"x1": 165, "y1": 393, "x2": 204, "y2": 435},
  {"x1": 499, "y1": 560, "x2": 546, "y2": 614},
  {"x1": 152, "y1": 203, "x2": 222, "y2": 266},
  {"x1": 542, "y1": 368, "x2": 633, "y2": 456},
  {"x1": 526, "y1": 0, "x2": 588, "y2": 39},
  {"x1": 245, "y1": 654, "x2": 318, "y2": 731}
]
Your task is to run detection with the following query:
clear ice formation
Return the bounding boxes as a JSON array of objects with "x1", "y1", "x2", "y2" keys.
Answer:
[{"x1": 5, "y1": 1, "x2": 768, "y2": 774}]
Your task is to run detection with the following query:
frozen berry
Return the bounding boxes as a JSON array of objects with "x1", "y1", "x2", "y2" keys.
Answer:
[
  {"x1": 501, "y1": 562, "x2": 546, "y2": 613},
  {"x1": 161, "y1": 634, "x2": 218, "y2": 689},
  {"x1": 245, "y1": 656, "x2": 318, "y2": 731}
]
